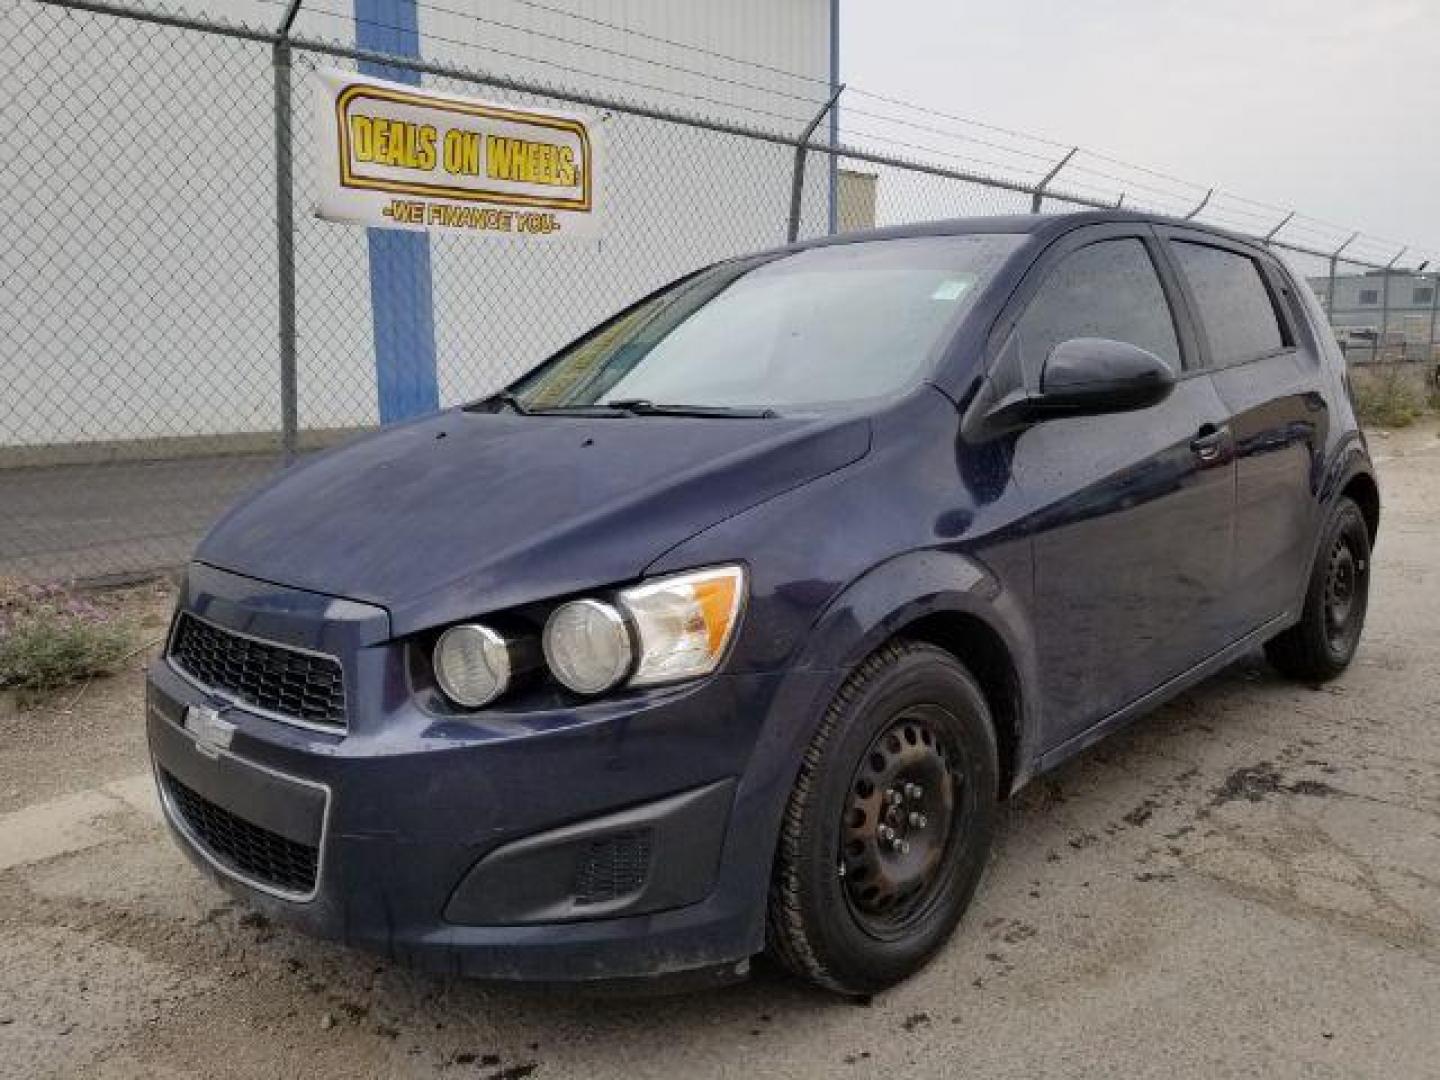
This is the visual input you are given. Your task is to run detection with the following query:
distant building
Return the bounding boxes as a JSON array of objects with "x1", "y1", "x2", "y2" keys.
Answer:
[
  {"x1": 1309, "y1": 269, "x2": 1438, "y2": 347},
  {"x1": 837, "y1": 169, "x2": 878, "y2": 232}
]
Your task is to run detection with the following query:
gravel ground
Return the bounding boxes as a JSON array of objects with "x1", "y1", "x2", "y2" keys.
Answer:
[{"x1": 1, "y1": 422, "x2": 1438, "y2": 1080}]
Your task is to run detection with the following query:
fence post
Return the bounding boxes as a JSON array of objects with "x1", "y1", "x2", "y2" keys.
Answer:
[
  {"x1": 1263, "y1": 210, "x2": 1295, "y2": 243},
  {"x1": 273, "y1": 0, "x2": 303, "y2": 465},
  {"x1": 1378, "y1": 247, "x2": 1405, "y2": 364},
  {"x1": 1030, "y1": 147, "x2": 1076, "y2": 214},
  {"x1": 1429, "y1": 267, "x2": 1439, "y2": 366},
  {"x1": 827, "y1": 0, "x2": 840, "y2": 236},
  {"x1": 786, "y1": 83, "x2": 845, "y2": 244},
  {"x1": 1326, "y1": 232, "x2": 1357, "y2": 353}
]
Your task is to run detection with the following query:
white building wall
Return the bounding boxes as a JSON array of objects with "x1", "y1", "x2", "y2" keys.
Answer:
[{"x1": 0, "y1": 0, "x2": 833, "y2": 450}]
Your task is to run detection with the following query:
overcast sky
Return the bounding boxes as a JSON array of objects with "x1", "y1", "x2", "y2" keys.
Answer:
[{"x1": 840, "y1": 0, "x2": 1440, "y2": 260}]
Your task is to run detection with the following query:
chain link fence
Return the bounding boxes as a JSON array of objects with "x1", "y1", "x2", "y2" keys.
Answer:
[{"x1": 2, "y1": 0, "x2": 1436, "y2": 583}]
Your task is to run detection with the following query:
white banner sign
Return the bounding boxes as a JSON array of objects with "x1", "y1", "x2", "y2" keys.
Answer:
[{"x1": 313, "y1": 69, "x2": 602, "y2": 240}]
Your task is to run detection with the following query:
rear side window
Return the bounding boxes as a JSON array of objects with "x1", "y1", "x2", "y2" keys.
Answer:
[
  {"x1": 1171, "y1": 242, "x2": 1286, "y2": 367},
  {"x1": 1014, "y1": 238, "x2": 1181, "y2": 384}
]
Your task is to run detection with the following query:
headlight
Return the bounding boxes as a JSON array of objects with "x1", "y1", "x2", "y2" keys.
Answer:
[
  {"x1": 543, "y1": 599, "x2": 634, "y2": 694},
  {"x1": 434, "y1": 624, "x2": 513, "y2": 707},
  {"x1": 620, "y1": 565, "x2": 745, "y2": 687}
]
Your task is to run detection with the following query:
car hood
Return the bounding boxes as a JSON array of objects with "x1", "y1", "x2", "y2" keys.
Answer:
[{"x1": 196, "y1": 408, "x2": 871, "y2": 635}]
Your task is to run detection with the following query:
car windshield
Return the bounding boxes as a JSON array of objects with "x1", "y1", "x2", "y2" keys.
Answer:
[{"x1": 506, "y1": 234, "x2": 1023, "y2": 415}]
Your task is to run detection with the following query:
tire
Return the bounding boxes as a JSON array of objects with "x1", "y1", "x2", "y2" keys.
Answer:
[
  {"x1": 1264, "y1": 496, "x2": 1372, "y2": 682},
  {"x1": 767, "y1": 640, "x2": 999, "y2": 995}
]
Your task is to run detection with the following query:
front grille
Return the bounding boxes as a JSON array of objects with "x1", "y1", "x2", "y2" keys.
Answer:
[
  {"x1": 161, "y1": 770, "x2": 319, "y2": 896},
  {"x1": 169, "y1": 613, "x2": 346, "y2": 729},
  {"x1": 572, "y1": 830, "x2": 652, "y2": 906}
]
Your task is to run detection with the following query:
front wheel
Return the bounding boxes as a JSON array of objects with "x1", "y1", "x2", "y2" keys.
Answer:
[
  {"x1": 1265, "y1": 496, "x2": 1372, "y2": 682},
  {"x1": 767, "y1": 641, "x2": 998, "y2": 995}
]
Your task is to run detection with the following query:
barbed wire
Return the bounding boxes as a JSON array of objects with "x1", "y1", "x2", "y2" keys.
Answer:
[
  {"x1": 322, "y1": 0, "x2": 835, "y2": 112},
  {"x1": 28, "y1": 0, "x2": 1440, "y2": 266},
  {"x1": 833, "y1": 125, "x2": 1051, "y2": 184},
  {"x1": 295, "y1": 1, "x2": 823, "y2": 133},
  {"x1": 314, "y1": 0, "x2": 1436, "y2": 258},
  {"x1": 427, "y1": 0, "x2": 834, "y2": 89}
]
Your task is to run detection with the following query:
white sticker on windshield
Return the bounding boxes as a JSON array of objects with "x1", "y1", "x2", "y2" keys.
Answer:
[{"x1": 931, "y1": 278, "x2": 974, "y2": 301}]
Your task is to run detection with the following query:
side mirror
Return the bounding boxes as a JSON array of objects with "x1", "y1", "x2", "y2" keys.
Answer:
[
  {"x1": 1036, "y1": 337, "x2": 1175, "y2": 416},
  {"x1": 972, "y1": 337, "x2": 1176, "y2": 436}
]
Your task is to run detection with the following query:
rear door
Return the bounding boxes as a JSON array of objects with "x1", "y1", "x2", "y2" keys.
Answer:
[
  {"x1": 1159, "y1": 229, "x2": 1324, "y2": 634},
  {"x1": 997, "y1": 225, "x2": 1237, "y2": 746}
]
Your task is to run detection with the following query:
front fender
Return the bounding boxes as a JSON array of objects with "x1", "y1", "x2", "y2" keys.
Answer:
[
  {"x1": 716, "y1": 547, "x2": 1038, "y2": 957},
  {"x1": 792, "y1": 550, "x2": 1007, "y2": 670},
  {"x1": 748, "y1": 548, "x2": 1040, "y2": 843}
]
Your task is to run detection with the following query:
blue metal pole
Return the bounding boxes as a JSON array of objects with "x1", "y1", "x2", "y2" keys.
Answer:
[{"x1": 355, "y1": 0, "x2": 439, "y2": 424}]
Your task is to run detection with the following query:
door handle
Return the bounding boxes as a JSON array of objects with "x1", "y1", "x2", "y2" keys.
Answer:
[{"x1": 1190, "y1": 423, "x2": 1230, "y2": 463}]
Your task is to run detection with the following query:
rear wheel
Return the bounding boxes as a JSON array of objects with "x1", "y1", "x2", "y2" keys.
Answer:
[
  {"x1": 767, "y1": 641, "x2": 998, "y2": 995},
  {"x1": 1265, "y1": 496, "x2": 1371, "y2": 682}
]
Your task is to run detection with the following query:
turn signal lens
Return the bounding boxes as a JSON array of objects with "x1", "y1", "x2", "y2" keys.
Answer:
[
  {"x1": 434, "y1": 624, "x2": 512, "y2": 708},
  {"x1": 620, "y1": 565, "x2": 746, "y2": 687}
]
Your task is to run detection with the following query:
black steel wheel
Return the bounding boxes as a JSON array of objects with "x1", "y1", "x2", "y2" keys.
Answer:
[
  {"x1": 1322, "y1": 534, "x2": 1363, "y2": 654},
  {"x1": 768, "y1": 640, "x2": 998, "y2": 995},
  {"x1": 840, "y1": 707, "x2": 967, "y2": 940},
  {"x1": 1266, "y1": 496, "x2": 1372, "y2": 682}
]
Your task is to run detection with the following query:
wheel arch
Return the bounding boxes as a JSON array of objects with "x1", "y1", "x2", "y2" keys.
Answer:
[
  {"x1": 1317, "y1": 430, "x2": 1379, "y2": 543},
  {"x1": 889, "y1": 612, "x2": 1024, "y2": 799},
  {"x1": 785, "y1": 550, "x2": 1039, "y2": 799},
  {"x1": 737, "y1": 551, "x2": 1039, "y2": 956},
  {"x1": 1340, "y1": 470, "x2": 1380, "y2": 543}
]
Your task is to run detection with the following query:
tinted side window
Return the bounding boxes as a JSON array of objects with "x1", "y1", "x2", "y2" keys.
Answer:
[
  {"x1": 1171, "y1": 242, "x2": 1285, "y2": 367},
  {"x1": 1015, "y1": 239, "x2": 1181, "y2": 385}
]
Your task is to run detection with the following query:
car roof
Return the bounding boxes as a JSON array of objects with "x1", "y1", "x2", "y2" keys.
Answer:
[{"x1": 786, "y1": 209, "x2": 1261, "y2": 255}]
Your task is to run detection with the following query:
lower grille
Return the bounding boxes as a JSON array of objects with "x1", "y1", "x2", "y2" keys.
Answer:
[
  {"x1": 162, "y1": 770, "x2": 319, "y2": 896},
  {"x1": 572, "y1": 830, "x2": 652, "y2": 906}
]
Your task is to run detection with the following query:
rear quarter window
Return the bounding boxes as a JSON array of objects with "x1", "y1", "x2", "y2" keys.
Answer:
[{"x1": 1171, "y1": 241, "x2": 1287, "y2": 367}]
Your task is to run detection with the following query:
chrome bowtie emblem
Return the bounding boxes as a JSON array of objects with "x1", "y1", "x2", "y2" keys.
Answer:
[{"x1": 184, "y1": 704, "x2": 235, "y2": 758}]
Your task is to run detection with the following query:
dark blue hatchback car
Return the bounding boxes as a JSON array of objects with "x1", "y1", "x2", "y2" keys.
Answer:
[{"x1": 148, "y1": 211, "x2": 1378, "y2": 994}]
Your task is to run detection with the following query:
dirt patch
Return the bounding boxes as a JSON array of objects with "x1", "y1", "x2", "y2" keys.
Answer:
[
  {"x1": 1210, "y1": 763, "x2": 1346, "y2": 807},
  {"x1": 1211, "y1": 763, "x2": 1286, "y2": 804},
  {"x1": 1122, "y1": 798, "x2": 1159, "y2": 826},
  {"x1": 0, "y1": 579, "x2": 172, "y2": 814}
]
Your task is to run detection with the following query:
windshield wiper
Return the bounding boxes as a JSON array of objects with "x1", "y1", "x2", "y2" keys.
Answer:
[
  {"x1": 604, "y1": 399, "x2": 778, "y2": 419},
  {"x1": 472, "y1": 392, "x2": 774, "y2": 419},
  {"x1": 472, "y1": 392, "x2": 627, "y2": 417},
  {"x1": 489, "y1": 391, "x2": 530, "y2": 415}
]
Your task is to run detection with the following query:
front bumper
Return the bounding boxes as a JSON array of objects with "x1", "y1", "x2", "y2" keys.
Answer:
[{"x1": 144, "y1": 569, "x2": 817, "y2": 982}]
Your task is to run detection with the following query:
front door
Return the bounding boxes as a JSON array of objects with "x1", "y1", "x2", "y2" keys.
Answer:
[{"x1": 999, "y1": 230, "x2": 1237, "y2": 747}]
